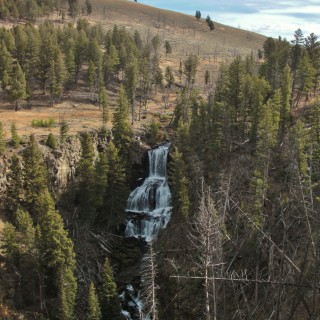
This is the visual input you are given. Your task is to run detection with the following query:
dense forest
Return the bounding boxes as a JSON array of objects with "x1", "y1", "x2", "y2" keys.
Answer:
[{"x1": 0, "y1": 2, "x2": 320, "y2": 319}]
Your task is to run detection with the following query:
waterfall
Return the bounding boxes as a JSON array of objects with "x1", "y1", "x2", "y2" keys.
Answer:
[
  {"x1": 125, "y1": 144, "x2": 172, "y2": 242},
  {"x1": 121, "y1": 144, "x2": 171, "y2": 319}
]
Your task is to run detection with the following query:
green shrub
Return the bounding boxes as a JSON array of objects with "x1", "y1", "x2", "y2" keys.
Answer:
[
  {"x1": 31, "y1": 118, "x2": 55, "y2": 128},
  {"x1": 46, "y1": 133, "x2": 57, "y2": 150}
]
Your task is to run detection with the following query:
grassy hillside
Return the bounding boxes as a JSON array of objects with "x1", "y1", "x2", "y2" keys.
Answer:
[
  {"x1": 0, "y1": 0, "x2": 266, "y2": 140},
  {"x1": 87, "y1": 0, "x2": 265, "y2": 83}
]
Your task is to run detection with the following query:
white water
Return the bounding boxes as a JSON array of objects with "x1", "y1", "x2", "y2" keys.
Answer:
[{"x1": 125, "y1": 144, "x2": 172, "y2": 242}]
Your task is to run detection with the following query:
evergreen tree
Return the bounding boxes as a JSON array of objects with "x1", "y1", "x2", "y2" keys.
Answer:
[
  {"x1": 9, "y1": 62, "x2": 26, "y2": 111},
  {"x1": 133, "y1": 30, "x2": 142, "y2": 50},
  {"x1": 168, "y1": 147, "x2": 190, "y2": 218},
  {"x1": 151, "y1": 35, "x2": 161, "y2": 57},
  {"x1": 146, "y1": 118, "x2": 160, "y2": 146},
  {"x1": 138, "y1": 54, "x2": 152, "y2": 113},
  {"x1": 6, "y1": 155, "x2": 23, "y2": 213},
  {"x1": 88, "y1": 282, "x2": 102, "y2": 320},
  {"x1": 93, "y1": 152, "x2": 108, "y2": 216},
  {"x1": 195, "y1": 10, "x2": 201, "y2": 22},
  {"x1": 85, "y1": 0, "x2": 92, "y2": 16},
  {"x1": 164, "y1": 66, "x2": 175, "y2": 89},
  {"x1": 58, "y1": 266, "x2": 77, "y2": 320},
  {"x1": 183, "y1": 54, "x2": 199, "y2": 89},
  {"x1": 102, "y1": 141, "x2": 127, "y2": 228},
  {"x1": 50, "y1": 50, "x2": 67, "y2": 104},
  {"x1": 112, "y1": 85, "x2": 133, "y2": 167},
  {"x1": 87, "y1": 60, "x2": 96, "y2": 98},
  {"x1": 0, "y1": 40, "x2": 12, "y2": 94},
  {"x1": 251, "y1": 91, "x2": 281, "y2": 223},
  {"x1": 78, "y1": 132, "x2": 95, "y2": 221},
  {"x1": 36, "y1": 190, "x2": 77, "y2": 318},
  {"x1": 280, "y1": 65, "x2": 292, "y2": 137},
  {"x1": 164, "y1": 40, "x2": 172, "y2": 58},
  {"x1": 178, "y1": 60, "x2": 183, "y2": 84},
  {"x1": 103, "y1": 45, "x2": 119, "y2": 84},
  {"x1": 15, "y1": 207, "x2": 35, "y2": 251},
  {"x1": 38, "y1": 23, "x2": 59, "y2": 94},
  {"x1": 100, "y1": 257, "x2": 121, "y2": 320},
  {"x1": 60, "y1": 121, "x2": 69, "y2": 143},
  {"x1": 10, "y1": 122, "x2": 20, "y2": 148},
  {"x1": 1, "y1": 222, "x2": 19, "y2": 267},
  {"x1": 295, "y1": 53, "x2": 315, "y2": 106},
  {"x1": 205, "y1": 70, "x2": 210, "y2": 86},
  {"x1": 46, "y1": 133, "x2": 57, "y2": 150},
  {"x1": 65, "y1": 47, "x2": 76, "y2": 84},
  {"x1": 0, "y1": 121, "x2": 5, "y2": 154},
  {"x1": 124, "y1": 59, "x2": 139, "y2": 124},
  {"x1": 22, "y1": 135, "x2": 48, "y2": 210},
  {"x1": 100, "y1": 87, "x2": 109, "y2": 130}
]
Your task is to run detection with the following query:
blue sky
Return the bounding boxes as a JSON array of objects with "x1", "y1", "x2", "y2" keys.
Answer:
[{"x1": 137, "y1": 0, "x2": 320, "y2": 39}]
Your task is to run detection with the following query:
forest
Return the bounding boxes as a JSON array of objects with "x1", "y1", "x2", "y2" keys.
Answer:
[{"x1": 0, "y1": 1, "x2": 319, "y2": 319}]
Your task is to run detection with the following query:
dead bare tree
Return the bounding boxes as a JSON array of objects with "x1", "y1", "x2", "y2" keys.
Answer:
[
  {"x1": 141, "y1": 242, "x2": 158, "y2": 320},
  {"x1": 188, "y1": 180, "x2": 224, "y2": 320}
]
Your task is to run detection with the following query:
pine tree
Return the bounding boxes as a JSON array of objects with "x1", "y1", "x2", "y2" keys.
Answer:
[
  {"x1": 100, "y1": 258, "x2": 121, "y2": 320},
  {"x1": 164, "y1": 66, "x2": 175, "y2": 89},
  {"x1": 0, "y1": 40, "x2": 12, "y2": 94},
  {"x1": 65, "y1": 47, "x2": 76, "y2": 84},
  {"x1": 103, "y1": 45, "x2": 119, "y2": 84},
  {"x1": 22, "y1": 135, "x2": 48, "y2": 210},
  {"x1": 164, "y1": 40, "x2": 172, "y2": 58},
  {"x1": 205, "y1": 70, "x2": 210, "y2": 86},
  {"x1": 85, "y1": 0, "x2": 92, "y2": 16},
  {"x1": 60, "y1": 121, "x2": 69, "y2": 143},
  {"x1": 10, "y1": 122, "x2": 20, "y2": 148},
  {"x1": 183, "y1": 54, "x2": 199, "y2": 89},
  {"x1": 251, "y1": 91, "x2": 281, "y2": 224},
  {"x1": 51, "y1": 49, "x2": 67, "y2": 103},
  {"x1": 6, "y1": 155, "x2": 23, "y2": 213},
  {"x1": 9, "y1": 62, "x2": 26, "y2": 111},
  {"x1": 168, "y1": 147, "x2": 190, "y2": 218},
  {"x1": 88, "y1": 282, "x2": 102, "y2": 320},
  {"x1": 93, "y1": 152, "x2": 108, "y2": 216},
  {"x1": 78, "y1": 132, "x2": 96, "y2": 221},
  {"x1": 280, "y1": 65, "x2": 292, "y2": 137},
  {"x1": 100, "y1": 87, "x2": 109, "y2": 130},
  {"x1": 36, "y1": 190, "x2": 77, "y2": 318},
  {"x1": 1, "y1": 222, "x2": 19, "y2": 267},
  {"x1": 46, "y1": 133, "x2": 57, "y2": 150},
  {"x1": 125, "y1": 59, "x2": 139, "y2": 124},
  {"x1": 146, "y1": 118, "x2": 160, "y2": 146},
  {"x1": 58, "y1": 265, "x2": 77, "y2": 320},
  {"x1": 15, "y1": 207, "x2": 35, "y2": 251},
  {"x1": 87, "y1": 60, "x2": 96, "y2": 99},
  {"x1": 295, "y1": 53, "x2": 315, "y2": 106},
  {"x1": 112, "y1": 85, "x2": 133, "y2": 167},
  {"x1": 195, "y1": 10, "x2": 201, "y2": 22},
  {"x1": 0, "y1": 121, "x2": 5, "y2": 154},
  {"x1": 102, "y1": 141, "x2": 127, "y2": 228}
]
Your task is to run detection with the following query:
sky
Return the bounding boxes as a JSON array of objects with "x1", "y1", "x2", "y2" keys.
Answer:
[{"x1": 136, "y1": 0, "x2": 320, "y2": 39}]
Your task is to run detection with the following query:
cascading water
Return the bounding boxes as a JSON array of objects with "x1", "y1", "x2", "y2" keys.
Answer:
[
  {"x1": 125, "y1": 144, "x2": 172, "y2": 242},
  {"x1": 121, "y1": 144, "x2": 171, "y2": 319}
]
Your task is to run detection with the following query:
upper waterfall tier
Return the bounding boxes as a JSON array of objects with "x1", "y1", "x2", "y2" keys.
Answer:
[{"x1": 125, "y1": 144, "x2": 172, "y2": 242}]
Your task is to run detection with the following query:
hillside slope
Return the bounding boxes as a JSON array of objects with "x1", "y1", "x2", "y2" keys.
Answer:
[{"x1": 84, "y1": 0, "x2": 266, "y2": 82}]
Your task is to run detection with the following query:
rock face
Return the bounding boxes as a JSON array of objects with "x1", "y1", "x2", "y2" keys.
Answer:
[{"x1": 0, "y1": 132, "x2": 148, "y2": 199}]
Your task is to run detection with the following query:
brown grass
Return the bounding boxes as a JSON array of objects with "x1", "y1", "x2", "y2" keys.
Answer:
[{"x1": 0, "y1": 0, "x2": 267, "y2": 137}]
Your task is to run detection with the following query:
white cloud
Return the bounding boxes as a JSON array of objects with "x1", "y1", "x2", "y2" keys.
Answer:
[{"x1": 139, "y1": 0, "x2": 320, "y2": 38}]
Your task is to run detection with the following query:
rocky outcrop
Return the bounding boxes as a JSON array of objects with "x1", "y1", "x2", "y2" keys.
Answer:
[{"x1": 0, "y1": 132, "x2": 150, "y2": 199}]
